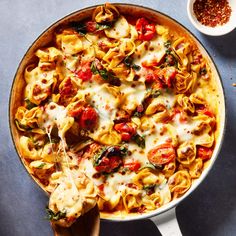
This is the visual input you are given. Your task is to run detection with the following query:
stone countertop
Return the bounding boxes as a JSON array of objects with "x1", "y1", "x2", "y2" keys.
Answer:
[{"x1": 0, "y1": 0, "x2": 235, "y2": 235}]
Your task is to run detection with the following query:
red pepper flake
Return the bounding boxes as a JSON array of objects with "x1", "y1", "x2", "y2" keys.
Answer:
[{"x1": 193, "y1": 0, "x2": 232, "y2": 27}]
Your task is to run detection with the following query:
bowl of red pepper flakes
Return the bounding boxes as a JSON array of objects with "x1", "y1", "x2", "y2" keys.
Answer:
[{"x1": 187, "y1": 0, "x2": 236, "y2": 36}]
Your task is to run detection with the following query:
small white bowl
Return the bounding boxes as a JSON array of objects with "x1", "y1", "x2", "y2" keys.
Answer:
[{"x1": 187, "y1": 0, "x2": 236, "y2": 36}]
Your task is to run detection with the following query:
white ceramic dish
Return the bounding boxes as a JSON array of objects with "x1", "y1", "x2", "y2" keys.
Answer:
[{"x1": 187, "y1": 0, "x2": 236, "y2": 36}]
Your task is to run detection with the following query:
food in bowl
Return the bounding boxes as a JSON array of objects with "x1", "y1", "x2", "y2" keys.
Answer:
[{"x1": 12, "y1": 3, "x2": 221, "y2": 225}]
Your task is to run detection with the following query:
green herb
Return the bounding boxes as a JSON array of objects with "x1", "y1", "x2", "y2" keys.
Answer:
[
  {"x1": 96, "y1": 22, "x2": 113, "y2": 30},
  {"x1": 93, "y1": 146, "x2": 128, "y2": 167},
  {"x1": 119, "y1": 146, "x2": 128, "y2": 156},
  {"x1": 15, "y1": 119, "x2": 32, "y2": 131},
  {"x1": 25, "y1": 98, "x2": 36, "y2": 110},
  {"x1": 146, "y1": 89, "x2": 161, "y2": 99},
  {"x1": 93, "y1": 147, "x2": 107, "y2": 167},
  {"x1": 132, "y1": 134, "x2": 145, "y2": 149},
  {"x1": 70, "y1": 22, "x2": 87, "y2": 36},
  {"x1": 37, "y1": 163, "x2": 46, "y2": 169},
  {"x1": 143, "y1": 184, "x2": 156, "y2": 195},
  {"x1": 164, "y1": 40, "x2": 171, "y2": 49},
  {"x1": 133, "y1": 111, "x2": 143, "y2": 118},
  {"x1": 124, "y1": 56, "x2": 141, "y2": 71},
  {"x1": 139, "y1": 163, "x2": 156, "y2": 171},
  {"x1": 45, "y1": 207, "x2": 66, "y2": 221},
  {"x1": 143, "y1": 184, "x2": 156, "y2": 190},
  {"x1": 90, "y1": 61, "x2": 121, "y2": 86},
  {"x1": 200, "y1": 67, "x2": 207, "y2": 75}
]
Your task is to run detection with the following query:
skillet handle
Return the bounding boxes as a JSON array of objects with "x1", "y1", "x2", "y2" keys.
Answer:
[{"x1": 150, "y1": 207, "x2": 182, "y2": 236}]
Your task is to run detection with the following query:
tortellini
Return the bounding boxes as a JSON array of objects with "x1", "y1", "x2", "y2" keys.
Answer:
[
  {"x1": 177, "y1": 141, "x2": 196, "y2": 165},
  {"x1": 168, "y1": 170, "x2": 192, "y2": 198}
]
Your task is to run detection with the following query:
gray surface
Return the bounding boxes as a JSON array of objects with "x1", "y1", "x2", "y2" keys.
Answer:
[{"x1": 0, "y1": 0, "x2": 236, "y2": 235}]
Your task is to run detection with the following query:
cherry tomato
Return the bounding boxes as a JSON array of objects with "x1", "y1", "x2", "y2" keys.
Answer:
[
  {"x1": 142, "y1": 59, "x2": 162, "y2": 68},
  {"x1": 95, "y1": 156, "x2": 122, "y2": 173},
  {"x1": 124, "y1": 161, "x2": 141, "y2": 172},
  {"x1": 68, "y1": 106, "x2": 83, "y2": 118},
  {"x1": 121, "y1": 132, "x2": 132, "y2": 141},
  {"x1": 197, "y1": 146, "x2": 213, "y2": 160},
  {"x1": 145, "y1": 73, "x2": 157, "y2": 83},
  {"x1": 76, "y1": 62, "x2": 92, "y2": 81},
  {"x1": 197, "y1": 107, "x2": 214, "y2": 118},
  {"x1": 79, "y1": 107, "x2": 98, "y2": 129},
  {"x1": 148, "y1": 143, "x2": 176, "y2": 165},
  {"x1": 85, "y1": 21, "x2": 97, "y2": 32},
  {"x1": 114, "y1": 122, "x2": 136, "y2": 141},
  {"x1": 136, "y1": 18, "x2": 156, "y2": 41}
]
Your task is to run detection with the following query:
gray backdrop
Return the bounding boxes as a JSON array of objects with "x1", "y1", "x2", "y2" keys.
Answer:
[{"x1": 0, "y1": 0, "x2": 236, "y2": 235}]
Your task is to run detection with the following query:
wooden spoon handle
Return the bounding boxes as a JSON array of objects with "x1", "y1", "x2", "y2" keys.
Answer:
[{"x1": 51, "y1": 205, "x2": 100, "y2": 236}]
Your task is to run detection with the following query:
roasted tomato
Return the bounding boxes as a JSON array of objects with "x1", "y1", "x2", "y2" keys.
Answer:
[
  {"x1": 158, "y1": 67, "x2": 176, "y2": 88},
  {"x1": 85, "y1": 21, "x2": 97, "y2": 32},
  {"x1": 124, "y1": 161, "x2": 141, "y2": 172},
  {"x1": 197, "y1": 106, "x2": 215, "y2": 118},
  {"x1": 148, "y1": 143, "x2": 176, "y2": 165},
  {"x1": 95, "y1": 156, "x2": 123, "y2": 173},
  {"x1": 79, "y1": 107, "x2": 98, "y2": 129},
  {"x1": 75, "y1": 61, "x2": 92, "y2": 81},
  {"x1": 68, "y1": 104, "x2": 98, "y2": 130},
  {"x1": 136, "y1": 18, "x2": 156, "y2": 41},
  {"x1": 114, "y1": 122, "x2": 136, "y2": 141},
  {"x1": 197, "y1": 146, "x2": 213, "y2": 160}
]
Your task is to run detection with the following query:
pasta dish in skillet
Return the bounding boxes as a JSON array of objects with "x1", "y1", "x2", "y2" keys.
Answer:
[{"x1": 14, "y1": 3, "x2": 219, "y2": 226}]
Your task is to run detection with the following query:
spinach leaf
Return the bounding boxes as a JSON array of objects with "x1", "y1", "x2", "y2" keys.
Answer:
[
  {"x1": 124, "y1": 56, "x2": 141, "y2": 71},
  {"x1": 93, "y1": 147, "x2": 107, "y2": 167},
  {"x1": 97, "y1": 22, "x2": 113, "y2": 30},
  {"x1": 45, "y1": 207, "x2": 66, "y2": 221},
  {"x1": 90, "y1": 61, "x2": 121, "y2": 86},
  {"x1": 25, "y1": 98, "x2": 36, "y2": 110},
  {"x1": 93, "y1": 145, "x2": 128, "y2": 167},
  {"x1": 132, "y1": 133, "x2": 145, "y2": 149},
  {"x1": 70, "y1": 22, "x2": 87, "y2": 35},
  {"x1": 200, "y1": 67, "x2": 207, "y2": 75},
  {"x1": 37, "y1": 163, "x2": 46, "y2": 169}
]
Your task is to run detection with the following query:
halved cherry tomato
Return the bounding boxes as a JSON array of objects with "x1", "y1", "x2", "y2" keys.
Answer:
[
  {"x1": 148, "y1": 143, "x2": 176, "y2": 165},
  {"x1": 197, "y1": 146, "x2": 213, "y2": 160},
  {"x1": 95, "y1": 156, "x2": 122, "y2": 173},
  {"x1": 124, "y1": 161, "x2": 141, "y2": 172},
  {"x1": 85, "y1": 21, "x2": 97, "y2": 32},
  {"x1": 136, "y1": 18, "x2": 156, "y2": 41},
  {"x1": 79, "y1": 107, "x2": 98, "y2": 129},
  {"x1": 114, "y1": 122, "x2": 136, "y2": 141},
  {"x1": 76, "y1": 62, "x2": 92, "y2": 81}
]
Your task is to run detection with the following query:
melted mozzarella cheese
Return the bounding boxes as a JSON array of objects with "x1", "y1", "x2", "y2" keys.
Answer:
[
  {"x1": 105, "y1": 16, "x2": 130, "y2": 39},
  {"x1": 103, "y1": 172, "x2": 136, "y2": 197},
  {"x1": 120, "y1": 82, "x2": 146, "y2": 111},
  {"x1": 79, "y1": 158, "x2": 104, "y2": 186},
  {"x1": 133, "y1": 37, "x2": 166, "y2": 66},
  {"x1": 173, "y1": 114, "x2": 195, "y2": 142},
  {"x1": 40, "y1": 102, "x2": 68, "y2": 132}
]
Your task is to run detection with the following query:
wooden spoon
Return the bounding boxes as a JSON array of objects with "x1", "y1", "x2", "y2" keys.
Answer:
[{"x1": 51, "y1": 205, "x2": 100, "y2": 236}]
